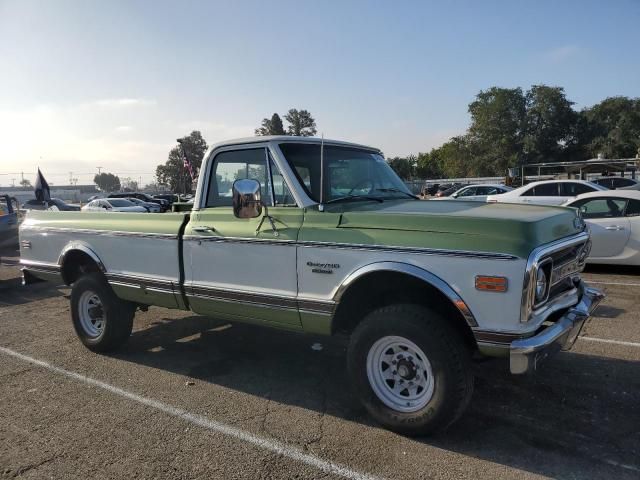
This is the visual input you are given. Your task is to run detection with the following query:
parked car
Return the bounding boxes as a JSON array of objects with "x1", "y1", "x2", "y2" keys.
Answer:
[
  {"x1": 21, "y1": 198, "x2": 81, "y2": 211},
  {"x1": 487, "y1": 180, "x2": 607, "y2": 205},
  {"x1": 592, "y1": 177, "x2": 640, "y2": 191},
  {"x1": 124, "y1": 197, "x2": 162, "y2": 213},
  {"x1": 434, "y1": 184, "x2": 513, "y2": 201},
  {"x1": 19, "y1": 135, "x2": 603, "y2": 436},
  {"x1": 82, "y1": 199, "x2": 148, "y2": 213},
  {"x1": 564, "y1": 190, "x2": 640, "y2": 265},
  {"x1": 0, "y1": 194, "x2": 18, "y2": 247},
  {"x1": 154, "y1": 193, "x2": 180, "y2": 205},
  {"x1": 108, "y1": 192, "x2": 169, "y2": 211},
  {"x1": 434, "y1": 183, "x2": 464, "y2": 198}
]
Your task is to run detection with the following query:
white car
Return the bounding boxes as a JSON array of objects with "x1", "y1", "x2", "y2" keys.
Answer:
[
  {"x1": 592, "y1": 177, "x2": 640, "y2": 191},
  {"x1": 564, "y1": 190, "x2": 640, "y2": 265},
  {"x1": 487, "y1": 180, "x2": 607, "y2": 205},
  {"x1": 82, "y1": 199, "x2": 148, "y2": 213},
  {"x1": 437, "y1": 184, "x2": 513, "y2": 201},
  {"x1": 125, "y1": 197, "x2": 162, "y2": 213}
]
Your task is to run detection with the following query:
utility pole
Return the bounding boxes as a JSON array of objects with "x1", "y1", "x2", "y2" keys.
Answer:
[
  {"x1": 96, "y1": 166, "x2": 103, "y2": 175},
  {"x1": 11, "y1": 178, "x2": 15, "y2": 187}
]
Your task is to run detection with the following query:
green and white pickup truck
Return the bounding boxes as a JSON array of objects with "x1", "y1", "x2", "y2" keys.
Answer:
[{"x1": 19, "y1": 136, "x2": 603, "y2": 435}]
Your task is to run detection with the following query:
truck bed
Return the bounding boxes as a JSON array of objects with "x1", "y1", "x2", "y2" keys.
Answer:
[{"x1": 20, "y1": 210, "x2": 190, "y2": 309}]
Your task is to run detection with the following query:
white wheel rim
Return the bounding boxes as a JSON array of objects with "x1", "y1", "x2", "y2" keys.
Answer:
[
  {"x1": 78, "y1": 290, "x2": 105, "y2": 338},
  {"x1": 366, "y1": 335, "x2": 435, "y2": 413}
]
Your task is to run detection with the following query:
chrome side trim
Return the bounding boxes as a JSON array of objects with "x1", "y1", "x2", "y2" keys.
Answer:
[
  {"x1": 183, "y1": 235, "x2": 518, "y2": 261},
  {"x1": 19, "y1": 259, "x2": 61, "y2": 274},
  {"x1": 187, "y1": 284, "x2": 335, "y2": 315},
  {"x1": 22, "y1": 226, "x2": 179, "y2": 240},
  {"x1": 332, "y1": 261, "x2": 478, "y2": 327},
  {"x1": 520, "y1": 231, "x2": 589, "y2": 323},
  {"x1": 106, "y1": 273, "x2": 177, "y2": 295},
  {"x1": 58, "y1": 241, "x2": 106, "y2": 273}
]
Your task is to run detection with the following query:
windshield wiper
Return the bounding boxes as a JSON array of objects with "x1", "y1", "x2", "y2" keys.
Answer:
[
  {"x1": 326, "y1": 195, "x2": 384, "y2": 204},
  {"x1": 375, "y1": 188, "x2": 419, "y2": 199}
]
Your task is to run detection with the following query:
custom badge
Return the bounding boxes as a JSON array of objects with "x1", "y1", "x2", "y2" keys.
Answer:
[{"x1": 307, "y1": 261, "x2": 340, "y2": 274}]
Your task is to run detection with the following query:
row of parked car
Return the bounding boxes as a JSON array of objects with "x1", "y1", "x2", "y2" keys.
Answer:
[
  {"x1": 21, "y1": 192, "x2": 192, "y2": 213},
  {"x1": 428, "y1": 177, "x2": 640, "y2": 266}
]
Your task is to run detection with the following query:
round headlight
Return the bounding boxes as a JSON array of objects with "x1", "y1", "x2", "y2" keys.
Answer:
[{"x1": 535, "y1": 268, "x2": 548, "y2": 302}]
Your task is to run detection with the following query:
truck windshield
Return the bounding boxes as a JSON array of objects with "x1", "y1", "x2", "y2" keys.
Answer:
[{"x1": 279, "y1": 143, "x2": 414, "y2": 203}]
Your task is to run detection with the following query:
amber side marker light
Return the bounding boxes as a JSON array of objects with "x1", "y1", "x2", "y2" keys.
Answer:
[{"x1": 475, "y1": 275, "x2": 508, "y2": 292}]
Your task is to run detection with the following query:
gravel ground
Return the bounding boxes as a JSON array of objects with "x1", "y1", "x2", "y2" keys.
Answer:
[{"x1": 0, "y1": 250, "x2": 638, "y2": 479}]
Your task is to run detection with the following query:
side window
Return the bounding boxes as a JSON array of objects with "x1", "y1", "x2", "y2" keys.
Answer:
[
  {"x1": 576, "y1": 198, "x2": 627, "y2": 219},
  {"x1": 560, "y1": 182, "x2": 594, "y2": 196},
  {"x1": 524, "y1": 183, "x2": 558, "y2": 196},
  {"x1": 625, "y1": 199, "x2": 640, "y2": 216},
  {"x1": 457, "y1": 187, "x2": 476, "y2": 197},
  {"x1": 206, "y1": 149, "x2": 268, "y2": 207},
  {"x1": 478, "y1": 186, "x2": 498, "y2": 195},
  {"x1": 269, "y1": 156, "x2": 296, "y2": 206},
  {"x1": 614, "y1": 178, "x2": 635, "y2": 188}
]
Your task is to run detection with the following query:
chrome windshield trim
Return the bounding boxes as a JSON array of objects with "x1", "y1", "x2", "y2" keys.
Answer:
[{"x1": 520, "y1": 231, "x2": 590, "y2": 323}]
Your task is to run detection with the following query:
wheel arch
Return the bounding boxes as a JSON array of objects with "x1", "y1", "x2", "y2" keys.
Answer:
[
  {"x1": 331, "y1": 262, "x2": 478, "y2": 348},
  {"x1": 58, "y1": 241, "x2": 106, "y2": 285}
]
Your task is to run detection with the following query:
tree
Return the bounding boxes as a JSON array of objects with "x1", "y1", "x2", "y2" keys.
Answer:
[
  {"x1": 155, "y1": 131, "x2": 208, "y2": 193},
  {"x1": 284, "y1": 109, "x2": 317, "y2": 136},
  {"x1": 387, "y1": 156, "x2": 416, "y2": 180},
  {"x1": 416, "y1": 151, "x2": 443, "y2": 179},
  {"x1": 20, "y1": 178, "x2": 32, "y2": 188},
  {"x1": 581, "y1": 96, "x2": 640, "y2": 158},
  {"x1": 94, "y1": 172, "x2": 121, "y2": 192},
  {"x1": 255, "y1": 113, "x2": 286, "y2": 136},
  {"x1": 121, "y1": 177, "x2": 138, "y2": 192},
  {"x1": 467, "y1": 87, "x2": 527, "y2": 175},
  {"x1": 523, "y1": 85, "x2": 578, "y2": 163}
]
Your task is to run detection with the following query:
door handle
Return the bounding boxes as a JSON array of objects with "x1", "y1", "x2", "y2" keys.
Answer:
[
  {"x1": 605, "y1": 225, "x2": 623, "y2": 231},
  {"x1": 192, "y1": 226, "x2": 214, "y2": 233}
]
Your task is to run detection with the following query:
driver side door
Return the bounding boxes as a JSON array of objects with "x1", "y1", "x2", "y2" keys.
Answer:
[{"x1": 185, "y1": 145, "x2": 304, "y2": 328}]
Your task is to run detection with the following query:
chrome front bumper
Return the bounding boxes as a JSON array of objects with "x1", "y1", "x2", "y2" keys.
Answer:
[{"x1": 510, "y1": 282, "x2": 605, "y2": 374}]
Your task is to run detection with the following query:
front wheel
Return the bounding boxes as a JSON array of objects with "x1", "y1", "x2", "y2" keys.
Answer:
[
  {"x1": 348, "y1": 304, "x2": 473, "y2": 436},
  {"x1": 70, "y1": 273, "x2": 135, "y2": 352}
]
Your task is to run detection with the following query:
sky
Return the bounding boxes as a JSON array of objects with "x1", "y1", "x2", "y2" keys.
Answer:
[{"x1": 0, "y1": 0, "x2": 638, "y2": 187}]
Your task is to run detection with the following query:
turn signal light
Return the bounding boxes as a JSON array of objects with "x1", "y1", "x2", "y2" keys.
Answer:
[{"x1": 475, "y1": 276, "x2": 508, "y2": 292}]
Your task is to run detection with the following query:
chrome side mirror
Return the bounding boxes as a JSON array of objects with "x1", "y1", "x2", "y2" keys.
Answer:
[{"x1": 232, "y1": 179, "x2": 263, "y2": 219}]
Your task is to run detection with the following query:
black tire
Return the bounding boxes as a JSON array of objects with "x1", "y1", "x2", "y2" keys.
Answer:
[
  {"x1": 70, "y1": 273, "x2": 135, "y2": 352},
  {"x1": 347, "y1": 304, "x2": 474, "y2": 436}
]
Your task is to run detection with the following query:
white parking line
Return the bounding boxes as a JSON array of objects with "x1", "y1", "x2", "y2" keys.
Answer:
[
  {"x1": 0, "y1": 346, "x2": 384, "y2": 480},
  {"x1": 585, "y1": 280, "x2": 640, "y2": 287},
  {"x1": 581, "y1": 337, "x2": 640, "y2": 348}
]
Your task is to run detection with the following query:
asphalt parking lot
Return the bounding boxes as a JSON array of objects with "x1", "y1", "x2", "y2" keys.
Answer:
[{"x1": 1, "y1": 246, "x2": 639, "y2": 479}]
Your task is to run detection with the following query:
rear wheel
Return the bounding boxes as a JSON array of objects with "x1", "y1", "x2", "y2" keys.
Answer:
[
  {"x1": 348, "y1": 304, "x2": 473, "y2": 436},
  {"x1": 70, "y1": 273, "x2": 135, "y2": 352}
]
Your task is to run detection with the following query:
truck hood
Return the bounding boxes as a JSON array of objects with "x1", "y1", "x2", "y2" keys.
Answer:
[{"x1": 323, "y1": 199, "x2": 584, "y2": 258}]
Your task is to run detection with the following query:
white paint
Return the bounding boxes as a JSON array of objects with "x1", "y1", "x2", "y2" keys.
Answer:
[
  {"x1": 580, "y1": 336, "x2": 640, "y2": 348},
  {"x1": 0, "y1": 346, "x2": 384, "y2": 480}
]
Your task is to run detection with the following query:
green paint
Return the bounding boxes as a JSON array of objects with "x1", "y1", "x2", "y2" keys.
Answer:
[
  {"x1": 300, "y1": 311, "x2": 333, "y2": 335},
  {"x1": 23, "y1": 210, "x2": 188, "y2": 235},
  {"x1": 111, "y1": 284, "x2": 182, "y2": 310},
  {"x1": 300, "y1": 199, "x2": 583, "y2": 258}
]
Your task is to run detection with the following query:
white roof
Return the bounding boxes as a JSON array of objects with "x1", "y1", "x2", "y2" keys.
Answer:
[
  {"x1": 510, "y1": 179, "x2": 607, "y2": 193},
  {"x1": 457, "y1": 183, "x2": 511, "y2": 189},
  {"x1": 209, "y1": 136, "x2": 380, "y2": 153}
]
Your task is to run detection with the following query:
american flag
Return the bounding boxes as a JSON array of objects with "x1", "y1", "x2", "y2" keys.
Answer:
[{"x1": 179, "y1": 143, "x2": 195, "y2": 181}]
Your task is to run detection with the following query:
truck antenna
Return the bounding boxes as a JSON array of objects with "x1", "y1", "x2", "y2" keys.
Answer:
[{"x1": 319, "y1": 133, "x2": 325, "y2": 212}]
